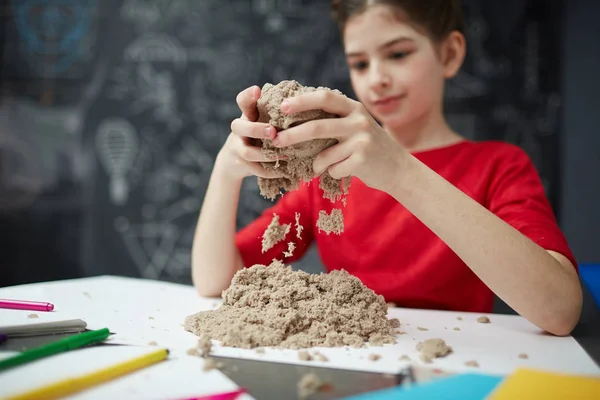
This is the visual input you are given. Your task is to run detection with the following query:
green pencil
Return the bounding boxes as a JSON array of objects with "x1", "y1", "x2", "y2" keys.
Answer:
[{"x1": 0, "y1": 328, "x2": 110, "y2": 372}]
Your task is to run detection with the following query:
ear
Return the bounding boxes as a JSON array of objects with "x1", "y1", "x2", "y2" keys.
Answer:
[{"x1": 441, "y1": 31, "x2": 466, "y2": 79}]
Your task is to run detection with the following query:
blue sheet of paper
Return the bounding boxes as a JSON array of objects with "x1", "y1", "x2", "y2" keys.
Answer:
[{"x1": 342, "y1": 373, "x2": 504, "y2": 400}]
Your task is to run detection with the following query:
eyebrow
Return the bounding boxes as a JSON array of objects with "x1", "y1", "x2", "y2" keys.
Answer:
[{"x1": 345, "y1": 36, "x2": 414, "y2": 58}]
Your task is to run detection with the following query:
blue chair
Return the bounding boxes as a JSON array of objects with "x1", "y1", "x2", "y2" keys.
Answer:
[{"x1": 579, "y1": 264, "x2": 600, "y2": 308}]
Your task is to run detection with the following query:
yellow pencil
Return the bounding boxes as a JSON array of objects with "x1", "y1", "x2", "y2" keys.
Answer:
[{"x1": 7, "y1": 348, "x2": 169, "y2": 400}]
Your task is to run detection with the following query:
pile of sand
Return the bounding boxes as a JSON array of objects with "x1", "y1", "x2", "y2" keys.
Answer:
[
  {"x1": 183, "y1": 260, "x2": 400, "y2": 349},
  {"x1": 254, "y1": 80, "x2": 351, "y2": 203}
]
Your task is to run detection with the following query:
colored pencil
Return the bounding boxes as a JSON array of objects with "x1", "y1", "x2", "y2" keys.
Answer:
[
  {"x1": 0, "y1": 328, "x2": 110, "y2": 372},
  {"x1": 6, "y1": 348, "x2": 169, "y2": 400}
]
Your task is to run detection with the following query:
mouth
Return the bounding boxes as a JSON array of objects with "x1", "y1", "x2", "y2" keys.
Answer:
[
  {"x1": 374, "y1": 95, "x2": 402, "y2": 105},
  {"x1": 372, "y1": 95, "x2": 403, "y2": 112}
]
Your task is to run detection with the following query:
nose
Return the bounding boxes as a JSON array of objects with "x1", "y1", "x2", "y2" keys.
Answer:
[{"x1": 368, "y1": 61, "x2": 392, "y2": 91}]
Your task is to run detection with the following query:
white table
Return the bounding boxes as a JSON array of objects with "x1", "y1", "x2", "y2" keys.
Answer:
[{"x1": 1, "y1": 275, "x2": 599, "y2": 399}]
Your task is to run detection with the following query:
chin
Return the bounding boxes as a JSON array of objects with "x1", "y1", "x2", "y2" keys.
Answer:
[{"x1": 373, "y1": 112, "x2": 409, "y2": 129}]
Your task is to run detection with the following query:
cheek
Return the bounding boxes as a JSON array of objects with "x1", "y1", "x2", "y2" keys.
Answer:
[
  {"x1": 350, "y1": 73, "x2": 370, "y2": 103},
  {"x1": 401, "y1": 59, "x2": 445, "y2": 109}
]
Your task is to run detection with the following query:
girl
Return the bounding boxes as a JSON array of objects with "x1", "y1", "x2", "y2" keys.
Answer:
[{"x1": 191, "y1": 0, "x2": 582, "y2": 336}]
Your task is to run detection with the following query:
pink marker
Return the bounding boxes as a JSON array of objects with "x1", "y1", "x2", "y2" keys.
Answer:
[
  {"x1": 175, "y1": 388, "x2": 247, "y2": 400},
  {"x1": 0, "y1": 299, "x2": 54, "y2": 312}
]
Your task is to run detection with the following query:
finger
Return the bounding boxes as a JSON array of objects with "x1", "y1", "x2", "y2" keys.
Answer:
[
  {"x1": 243, "y1": 160, "x2": 286, "y2": 179},
  {"x1": 327, "y1": 155, "x2": 355, "y2": 180},
  {"x1": 231, "y1": 118, "x2": 276, "y2": 140},
  {"x1": 273, "y1": 117, "x2": 348, "y2": 148},
  {"x1": 313, "y1": 141, "x2": 353, "y2": 177},
  {"x1": 280, "y1": 89, "x2": 357, "y2": 117},
  {"x1": 236, "y1": 85, "x2": 261, "y2": 121}
]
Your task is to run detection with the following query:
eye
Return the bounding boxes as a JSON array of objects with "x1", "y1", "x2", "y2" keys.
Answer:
[
  {"x1": 349, "y1": 60, "x2": 368, "y2": 71},
  {"x1": 390, "y1": 51, "x2": 408, "y2": 60}
]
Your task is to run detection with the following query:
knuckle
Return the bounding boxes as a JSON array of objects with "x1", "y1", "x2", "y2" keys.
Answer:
[
  {"x1": 240, "y1": 146, "x2": 254, "y2": 160},
  {"x1": 355, "y1": 115, "x2": 371, "y2": 131},
  {"x1": 230, "y1": 118, "x2": 239, "y2": 132}
]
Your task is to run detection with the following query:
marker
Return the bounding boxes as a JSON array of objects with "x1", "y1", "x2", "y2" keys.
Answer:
[
  {"x1": 6, "y1": 348, "x2": 169, "y2": 400},
  {"x1": 176, "y1": 388, "x2": 247, "y2": 400},
  {"x1": 0, "y1": 299, "x2": 54, "y2": 312},
  {"x1": 0, "y1": 328, "x2": 110, "y2": 372}
]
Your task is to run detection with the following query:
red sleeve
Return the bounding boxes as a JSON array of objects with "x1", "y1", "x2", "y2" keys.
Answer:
[
  {"x1": 486, "y1": 144, "x2": 578, "y2": 271},
  {"x1": 235, "y1": 180, "x2": 315, "y2": 268}
]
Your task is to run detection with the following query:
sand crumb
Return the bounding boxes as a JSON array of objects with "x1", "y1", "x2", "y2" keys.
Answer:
[
  {"x1": 255, "y1": 348, "x2": 265, "y2": 354},
  {"x1": 186, "y1": 348, "x2": 199, "y2": 356},
  {"x1": 477, "y1": 316, "x2": 490, "y2": 323},
  {"x1": 184, "y1": 260, "x2": 399, "y2": 349},
  {"x1": 465, "y1": 360, "x2": 479, "y2": 367},
  {"x1": 295, "y1": 212, "x2": 303, "y2": 239},
  {"x1": 298, "y1": 373, "x2": 328, "y2": 399},
  {"x1": 196, "y1": 334, "x2": 212, "y2": 357},
  {"x1": 453, "y1": 327, "x2": 460, "y2": 331},
  {"x1": 416, "y1": 339, "x2": 453, "y2": 363},
  {"x1": 417, "y1": 327, "x2": 428, "y2": 331},
  {"x1": 298, "y1": 350, "x2": 312, "y2": 361},
  {"x1": 283, "y1": 241, "x2": 296, "y2": 258},
  {"x1": 148, "y1": 316, "x2": 154, "y2": 320},
  {"x1": 456, "y1": 316, "x2": 463, "y2": 320},
  {"x1": 386, "y1": 302, "x2": 397, "y2": 308},
  {"x1": 316, "y1": 209, "x2": 344, "y2": 235},
  {"x1": 147, "y1": 341, "x2": 157, "y2": 346},
  {"x1": 368, "y1": 354, "x2": 381, "y2": 361},
  {"x1": 399, "y1": 355, "x2": 411, "y2": 361},
  {"x1": 255, "y1": 80, "x2": 349, "y2": 205},
  {"x1": 83, "y1": 291, "x2": 91, "y2": 299},
  {"x1": 202, "y1": 357, "x2": 223, "y2": 372},
  {"x1": 27, "y1": 314, "x2": 38, "y2": 319},
  {"x1": 313, "y1": 352, "x2": 329, "y2": 362},
  {"x1": 518, "y1": 353, "x2": 529, "y2": 359},
  {"x1": 262, "y1": 214, "x2": 291, "y2": 253}
]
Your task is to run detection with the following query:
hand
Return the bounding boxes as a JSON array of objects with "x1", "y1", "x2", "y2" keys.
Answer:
[
  {"x1": 270, "y1": 90, "x2": 407, "y2": 193},
  {"x1": 217, "y1": 86, "x2": 286, "y2": 181}
]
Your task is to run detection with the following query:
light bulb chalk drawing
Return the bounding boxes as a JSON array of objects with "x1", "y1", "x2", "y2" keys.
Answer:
[{"x1": 95, "y1": 118, "x2": 139, "y2": 206}]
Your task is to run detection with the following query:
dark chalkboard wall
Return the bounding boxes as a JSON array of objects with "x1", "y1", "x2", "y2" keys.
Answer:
[{"x1": 0, "y1": 0, "x2": 563, "y2": 286}]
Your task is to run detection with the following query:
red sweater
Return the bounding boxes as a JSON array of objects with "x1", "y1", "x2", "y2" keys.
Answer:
[{"x1": 235, "y1": 140, "x2": 577, "y2": 313}]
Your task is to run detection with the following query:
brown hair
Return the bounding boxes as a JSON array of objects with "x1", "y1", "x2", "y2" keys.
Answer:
[{"x1": 331, "y1": 0, "x2": 465, "y2": 42}]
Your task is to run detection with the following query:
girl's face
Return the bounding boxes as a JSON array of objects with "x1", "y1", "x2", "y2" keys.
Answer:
[{"x1": 343, "y1": 5, "x2": 460, "y2": 131}]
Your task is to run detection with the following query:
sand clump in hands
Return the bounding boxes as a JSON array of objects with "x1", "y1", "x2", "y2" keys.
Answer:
[
  {"x1": 184, "y1": 260, "x2": 400, "y2": 349},
  {"x1": 254, "y1": 80, "x2": 351, "y2": 235},
  {"x1": 255, "y1": 80, "x2": 350, "y2": 203}
]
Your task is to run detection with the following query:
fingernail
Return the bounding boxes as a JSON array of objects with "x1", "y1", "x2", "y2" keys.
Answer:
[
  {"x1": 280, "y1": 100, "x2": 290, "y2": 113},
  {"x1": 265, "y1": 126, "x2": 273, "y2": 137}
]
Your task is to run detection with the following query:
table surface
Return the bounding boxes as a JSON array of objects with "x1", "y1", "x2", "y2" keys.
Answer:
[{"x1": 1, "y1": 275, "x2": 599, "y2": 400}]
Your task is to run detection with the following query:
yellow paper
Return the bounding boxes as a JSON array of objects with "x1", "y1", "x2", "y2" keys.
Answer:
[{"x1": 489, "y1": 368, "x2": 600, "y2": 399}]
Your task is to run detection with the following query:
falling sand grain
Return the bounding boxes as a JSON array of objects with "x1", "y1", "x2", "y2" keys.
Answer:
[
  {"x1": 262, "y1": 214, "x2": 291, "y2": 253},
  {"x1": 316, "y1": 209, "x2": 344, "y2": 235}
]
